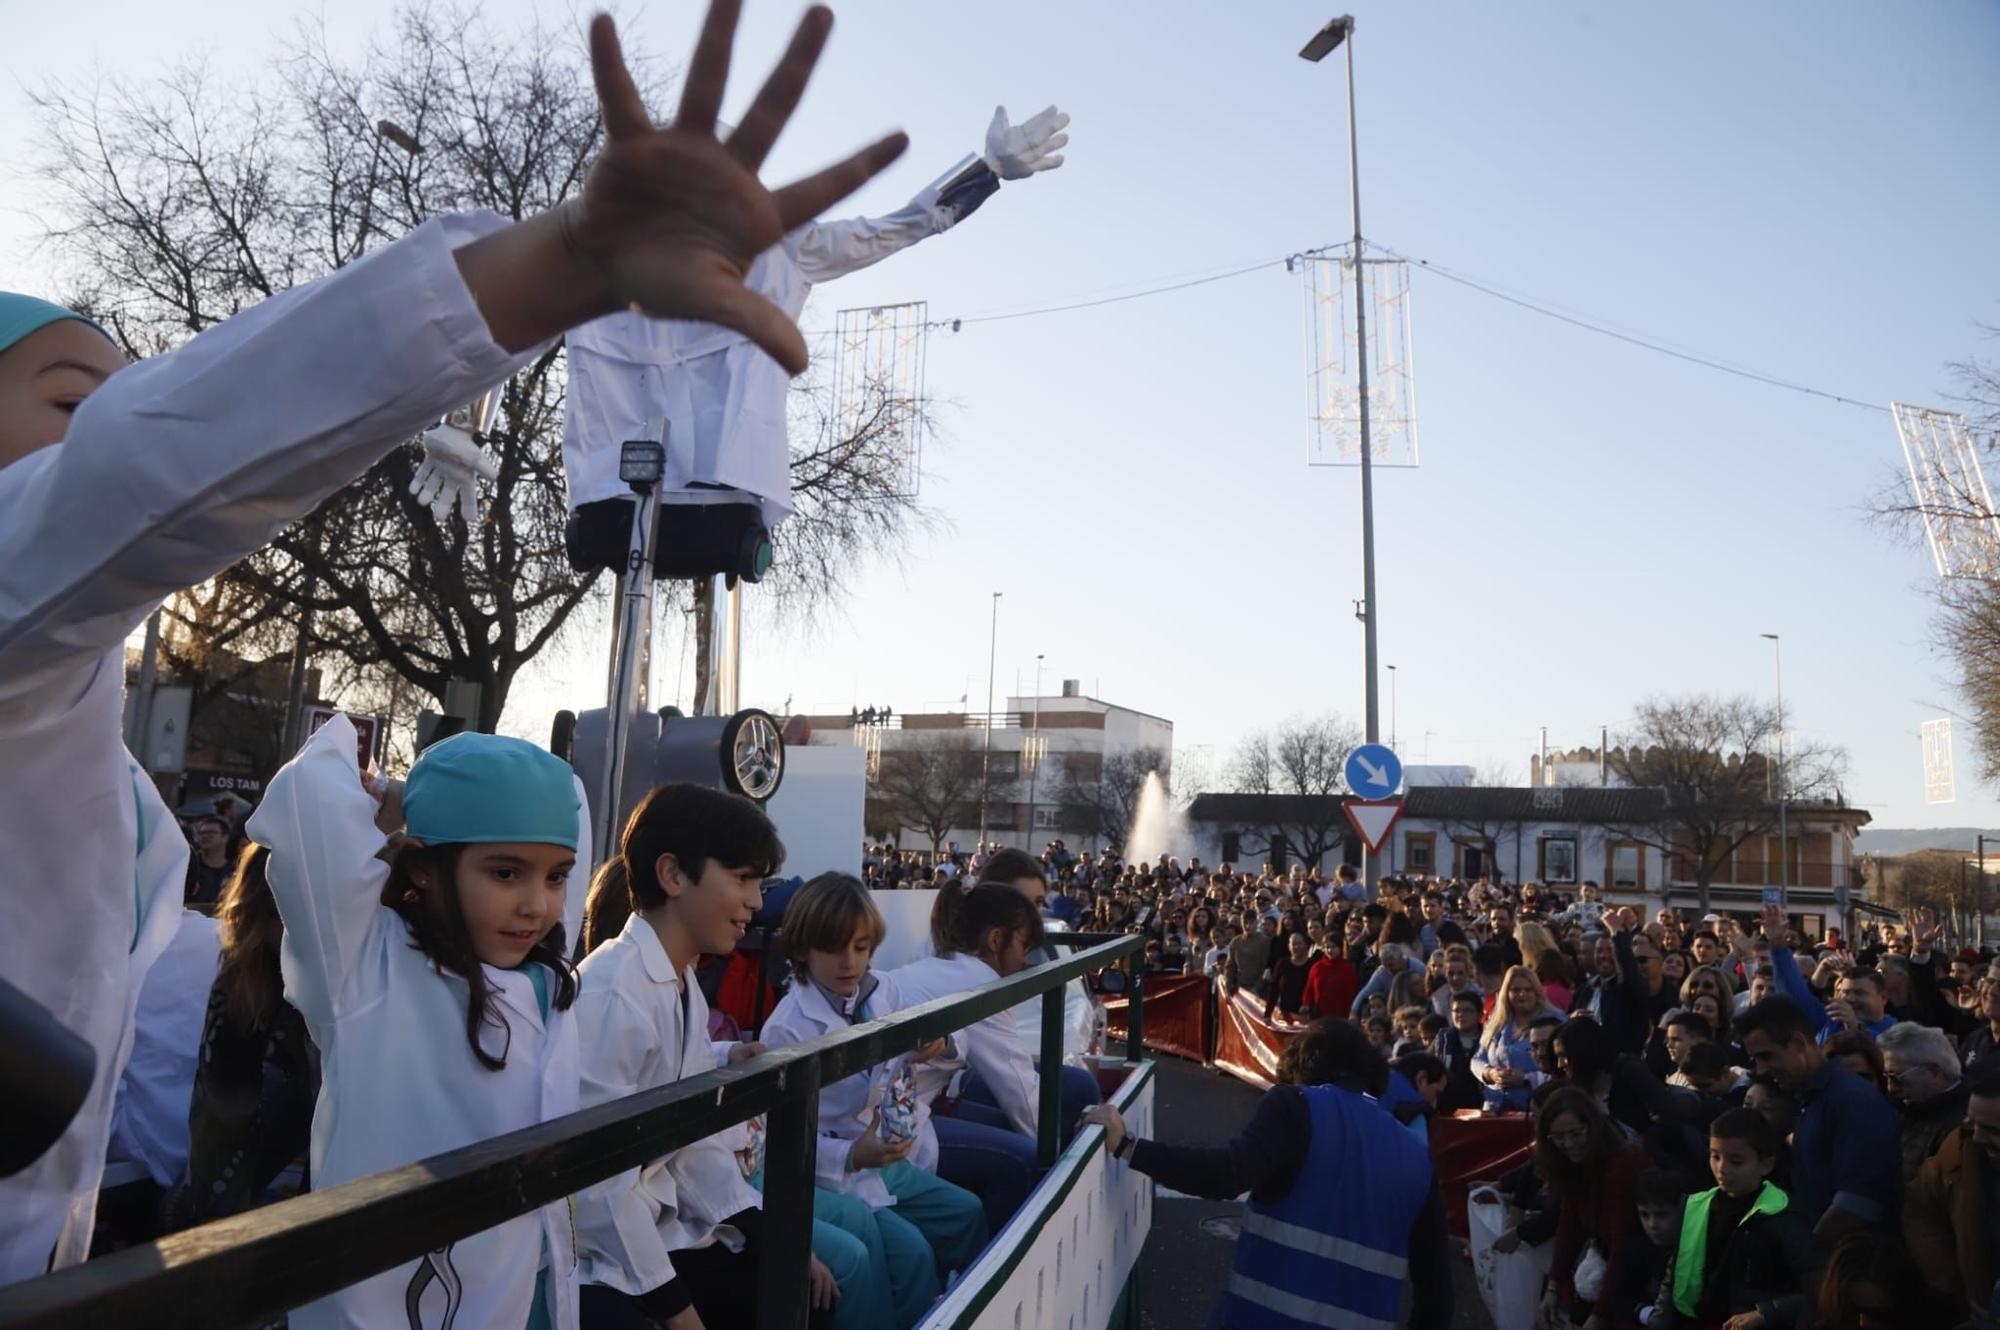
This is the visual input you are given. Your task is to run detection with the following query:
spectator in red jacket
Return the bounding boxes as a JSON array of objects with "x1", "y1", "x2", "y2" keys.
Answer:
[{"x1": 1302, "y1": 941, "x2": 1360, "y2": 1021}]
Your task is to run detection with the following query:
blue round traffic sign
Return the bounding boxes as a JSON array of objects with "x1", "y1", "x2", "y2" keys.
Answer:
[{"x1": 1344, "y1": 743, "x2": 1403, "y2": 797}]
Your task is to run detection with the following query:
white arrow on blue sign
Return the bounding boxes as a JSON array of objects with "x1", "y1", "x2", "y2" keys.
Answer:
[{"x1": 1344, "y1": 743, "x2": 1403, "y2": 797}]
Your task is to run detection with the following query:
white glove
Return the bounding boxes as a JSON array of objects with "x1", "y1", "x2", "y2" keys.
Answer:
[
  {"x1": 410, "y1": 424, "x2": 499, "y2": 526},
  {"x1": 982, "y1": 104, "x2": 1069, "y2": 180}
]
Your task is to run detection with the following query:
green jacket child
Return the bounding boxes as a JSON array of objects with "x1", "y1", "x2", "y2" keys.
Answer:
[{"x1": 1649, "y1": 1109, "x2": 1823, "y2": 1330}]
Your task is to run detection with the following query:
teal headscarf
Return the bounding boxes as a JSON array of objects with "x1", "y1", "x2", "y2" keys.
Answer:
[
  {"x1": 403, "y1": 731, "x2": 581, "y2": 850},
  {"x1": 0, "y1": 293, "x2": 110, "y2": 358}
]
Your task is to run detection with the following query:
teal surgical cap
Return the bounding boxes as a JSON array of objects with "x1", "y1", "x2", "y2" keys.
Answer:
[
  {"x1": 403, "y1": 732, "x2": 581, "y2": 851},
  {"x1": 0, "y1": 293, "x2": 111, "y2": 358}
]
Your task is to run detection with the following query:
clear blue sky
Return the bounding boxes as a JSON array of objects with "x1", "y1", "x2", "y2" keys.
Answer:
[{"x1": 6, "y1": 2, "x2": 1998, "y2": 829}]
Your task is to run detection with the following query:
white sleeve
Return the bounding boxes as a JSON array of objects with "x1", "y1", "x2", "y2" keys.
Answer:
[
  {"x1": 245, "y1": 715, "x2": 392, "y2": 1037},
  {"x1": 965, "y1": 1009, "x2": 1040, "y2": 1138},
  {"x1": 0, "y1": 211, "x2": 536, "y2": 697},
  {"x1": 791, "y1": 194, "x2": 949, "y2": 285},
  {"x1": 573, "y1": 984, "x2": 679, "y2": 1296}
]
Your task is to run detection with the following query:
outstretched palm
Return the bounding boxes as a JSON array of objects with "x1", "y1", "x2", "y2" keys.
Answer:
[{"x1": 567, "y1": 4, "x2": 907, "y2": 374}]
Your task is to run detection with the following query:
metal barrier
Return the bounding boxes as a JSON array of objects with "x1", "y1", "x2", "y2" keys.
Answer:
[{"x1": 0, "y1": 935, "x2": 1145, "y2": 1330}]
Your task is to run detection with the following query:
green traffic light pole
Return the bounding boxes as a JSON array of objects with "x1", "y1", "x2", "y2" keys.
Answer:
[{"x1": 1302, "y1": 15, "x2": 1383, "y2": 892}]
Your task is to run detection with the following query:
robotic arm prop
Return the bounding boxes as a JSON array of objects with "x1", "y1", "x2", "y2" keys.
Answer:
[{"x1": 410, "y1": 389, "x2": 503, "y2": 526}]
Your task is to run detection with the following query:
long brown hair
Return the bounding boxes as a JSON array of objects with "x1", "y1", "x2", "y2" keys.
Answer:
[
  {"x1": 381, "y1": 842, "x2": 577, "y2": 1072},
  {"x1": 582, "y1": 855, "x2": 632, "y2": 957},
  {"x1": 215, "y1": 843, "x2": 284, "y2": 1031},
  {"x1": 1533, "y1": 1086, "x2": 1628, "y2": 1193}
]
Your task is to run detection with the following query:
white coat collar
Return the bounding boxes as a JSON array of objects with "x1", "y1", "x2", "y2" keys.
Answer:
[
  {"x1": 485, "y1": 963, "x2": 547, "y2": 1035},
  {"x1": 624, "y1": 911, "x2": 690, "y2": 989}
]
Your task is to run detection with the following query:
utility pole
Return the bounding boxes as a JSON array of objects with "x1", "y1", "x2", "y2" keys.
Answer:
[
  {"x1": 1980, "y1": 834, "x2": 1990, "y2": 947},
  {"x1": 977, "y1": 592, "x2": 1002, "y2": 853},
  {"x1": 1762, "y1": 634, "x2": 1787, "y2": 905},
  {"x1": 1025, "y1": 653, "x2": 1045, "y2": 853},
  {"x1": 1301, "y1": 14, "x2": 1381, "y2": 888}
]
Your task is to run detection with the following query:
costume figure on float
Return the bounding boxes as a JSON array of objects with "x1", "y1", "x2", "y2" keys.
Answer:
[{"x1": 557, "y1": 104, "x2": 1069, "y2": 540}]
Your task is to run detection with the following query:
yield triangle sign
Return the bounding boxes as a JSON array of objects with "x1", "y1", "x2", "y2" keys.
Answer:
[{"x1": 1344, "y1": 799, "x2": 1404, "y2": 854}]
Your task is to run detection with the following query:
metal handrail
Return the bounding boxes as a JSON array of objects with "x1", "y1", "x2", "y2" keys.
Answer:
[{"x1": 0, "y1": 935, "x2": 1146, "y2": 1330}]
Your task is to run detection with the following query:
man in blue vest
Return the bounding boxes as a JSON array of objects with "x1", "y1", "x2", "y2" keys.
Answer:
[{"x1": 1081, "y1": 1018, "x2": 1450, "y2": 1329}]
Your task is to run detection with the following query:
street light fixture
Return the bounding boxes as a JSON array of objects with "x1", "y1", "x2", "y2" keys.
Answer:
[{"x1": 1303, "y1": 14, "x2": 1383, "y2": 890}]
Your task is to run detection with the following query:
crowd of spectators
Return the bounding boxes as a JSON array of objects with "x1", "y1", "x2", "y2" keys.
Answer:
[{"x1": 866, "y1": 836, "x2": 2000, "y2": 1329}]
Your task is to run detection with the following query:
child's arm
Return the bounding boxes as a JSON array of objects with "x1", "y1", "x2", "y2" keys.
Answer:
[
  {"x1": 244, "y1": 716, "x2": 392, "y2": 1036},
  {"x1": 0, "y1": 211, "x2": 535, "y2": 698}
]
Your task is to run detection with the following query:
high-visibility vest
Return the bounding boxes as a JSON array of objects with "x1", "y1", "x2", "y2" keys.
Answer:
[{"x1": 1225, "y1": 1084, "x2": 1433, "y2": 1330}]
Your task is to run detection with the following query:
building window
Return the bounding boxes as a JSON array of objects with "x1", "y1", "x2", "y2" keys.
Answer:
[
  {"x1": 1405, "y1": 832, "x2": 1435, "y2": 874},
  {"x1": 986, "y1": 803, "x2": 1018, "y2": 830},
  {"x1": 1032, "y1": 806, "x2": 1060, "y2": 831},
  {"x1": 1453, "y1": 838, "x2": 1494, "y2": 880},
  {"x1": 1539, "y1": 836, "x2": 1579, "y2": 884},
  {"x1": 987, "y1": 752, "x2": 1020, "y2": 780},
  {"x1": 1221, "y1": 831, "x2": 1242, "y2": 863},
  {"x1": 1608, "y1": 841, "x2": 1644, "y2": 892},
  {"x1": 1062, "y1": 751, "x2": 1103, "y2": 781}
]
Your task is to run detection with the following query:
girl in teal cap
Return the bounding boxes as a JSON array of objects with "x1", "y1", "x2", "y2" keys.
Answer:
[
  {"x1": 249, "y1": 713, "x2": 590, "y2": 1330},
  {"x1": 0, "y1": 0, "x2": 906, "y2": 1292}
]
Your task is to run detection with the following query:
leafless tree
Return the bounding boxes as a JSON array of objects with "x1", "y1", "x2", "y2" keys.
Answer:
[
  {"x1": 873, "y1": 732, "x2": 986, "y2": 855},
  {"x1": 31, "y1": 3, "x2": 932, "y2": 751},
  {"x1": 1055, "y1": 747, "x2": 1168, "y2": 852},
  {"x1": 1607, "y1": 694, "x2": 1847, "y2": 912},
  {"x1": 1226, "y1": 714, "x2": 1361, "y2": 872}
]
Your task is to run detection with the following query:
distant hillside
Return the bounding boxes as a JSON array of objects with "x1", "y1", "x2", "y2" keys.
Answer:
[{"x1": 1855, "y1": 827, "x2": 2000, "y2": 857}]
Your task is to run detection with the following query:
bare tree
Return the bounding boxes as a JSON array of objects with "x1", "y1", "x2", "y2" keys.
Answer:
[
  {"x1": 1873, "y1": 850, "x2": 1966, "y2": 916},
  {"x1": 874, "y1": 733, "x2": 986, "y2": 855},
  {"x1": 1226, "y1": 714, "x2": 1360, "y2": 872},
  {"x1": 1607, "y1": 693, "x2": 1847, "y2": 912},
  {"x1": 1054, "y1": 747, "x2": 1167, "y2": 852},
  {"x1": 32, "y1": 4, "x2": 931, "y2": 749}
]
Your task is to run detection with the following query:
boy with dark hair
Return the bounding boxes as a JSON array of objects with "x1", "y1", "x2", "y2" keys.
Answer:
[
  {"x1": 1610, "y1": 1168, "x2": 1683, "y2": 1330},
  {"x1": 1647, "y1": 1109, "x2": 1822, "y2": 1329}
]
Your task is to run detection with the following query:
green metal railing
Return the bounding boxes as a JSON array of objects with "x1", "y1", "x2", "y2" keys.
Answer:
[{"x1": 0, "y1": 934, "x2": 1145, "y2": 1330}]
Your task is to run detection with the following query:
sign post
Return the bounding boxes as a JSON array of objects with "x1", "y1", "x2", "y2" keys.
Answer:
[
  {"x1": 304, "y1": 704, "x2": 384, "y2": 770},
  {"x1": 1343, "y1": 743, "x2": 1404, "y2": 891}
]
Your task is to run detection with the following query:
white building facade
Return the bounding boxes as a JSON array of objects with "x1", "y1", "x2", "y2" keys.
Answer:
[{"x1": 802, "y1": 681, "x2": 1173, "y2": 852}]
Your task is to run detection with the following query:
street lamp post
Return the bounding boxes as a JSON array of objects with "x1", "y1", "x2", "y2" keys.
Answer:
[
  {"x1": 1761, "y1": 633, "x2": 1788, "y2": 906},
  {"x1": 978, "y1": 592, "x2": 1002, "y2": 853},
  {"x1": 1025, "y1": 653, "x2": 1045, "y2": 853},
  {"x1": 1387, "y1": 664, "x2": 1397, "y2": 751},
  {"x1": 1303, "y1": 15, "x2": 1383, "y2": 889}
]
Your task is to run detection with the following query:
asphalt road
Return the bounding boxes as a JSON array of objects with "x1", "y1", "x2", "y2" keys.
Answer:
[{"x1": 1132, "y1": 1056, "x2": 1495, "y2": 1330}]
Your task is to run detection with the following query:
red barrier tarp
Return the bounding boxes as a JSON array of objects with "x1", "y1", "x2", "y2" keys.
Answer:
[
  {"x1": 1432, "y1": 1111, "x2": 1533, "y2": 1240},
  {"x1": 1211, "y1": 986, "x2": 1308, "y2": 1091},
  {"x1": 1103, "y1": 973, "x2": 1211, "y2": 1065}
]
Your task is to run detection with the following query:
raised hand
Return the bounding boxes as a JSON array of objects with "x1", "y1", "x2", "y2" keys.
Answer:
[
  {"x1": 1759, "y1": 902, "x2": 1787, "y2": 943},
  {"x1": 983, "y1": 104, "x2": 1070, "y2": 179},
  {"x1": 564, "y1": 7, "x2": 908, "y2": 373},
  {"x1": 457, "y1": 3, "x2": 909, "y2": 364}
]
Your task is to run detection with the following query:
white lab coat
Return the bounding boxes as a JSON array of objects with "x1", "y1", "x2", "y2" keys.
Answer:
[
  {"x1": 0, "y1": 210, "x2": 535, "y2": 1284},
  {"x1": 572, "y1": 913, "x2": 760, "y2": 1299},
  {"x1": 108, "y1": 910, "x2": 221, "y2": 1188},
  {"x1": 885, "y1": 953, "x2": 1040, "y2": 1138},
  {"x1": 249, "y1": 715, "x2": 590, "y2": 1330},
  {"x1": 761, "y1": 974, "x2": 912, "y2": 1209},
  {"x1": 561, "y1": 191, "x2": 958, "y2": 523}
]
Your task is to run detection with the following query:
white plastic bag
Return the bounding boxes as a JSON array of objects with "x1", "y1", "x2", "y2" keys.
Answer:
[{"x1": 1467, "y1": 1185, "x2": 1553, "y2": 1330}]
